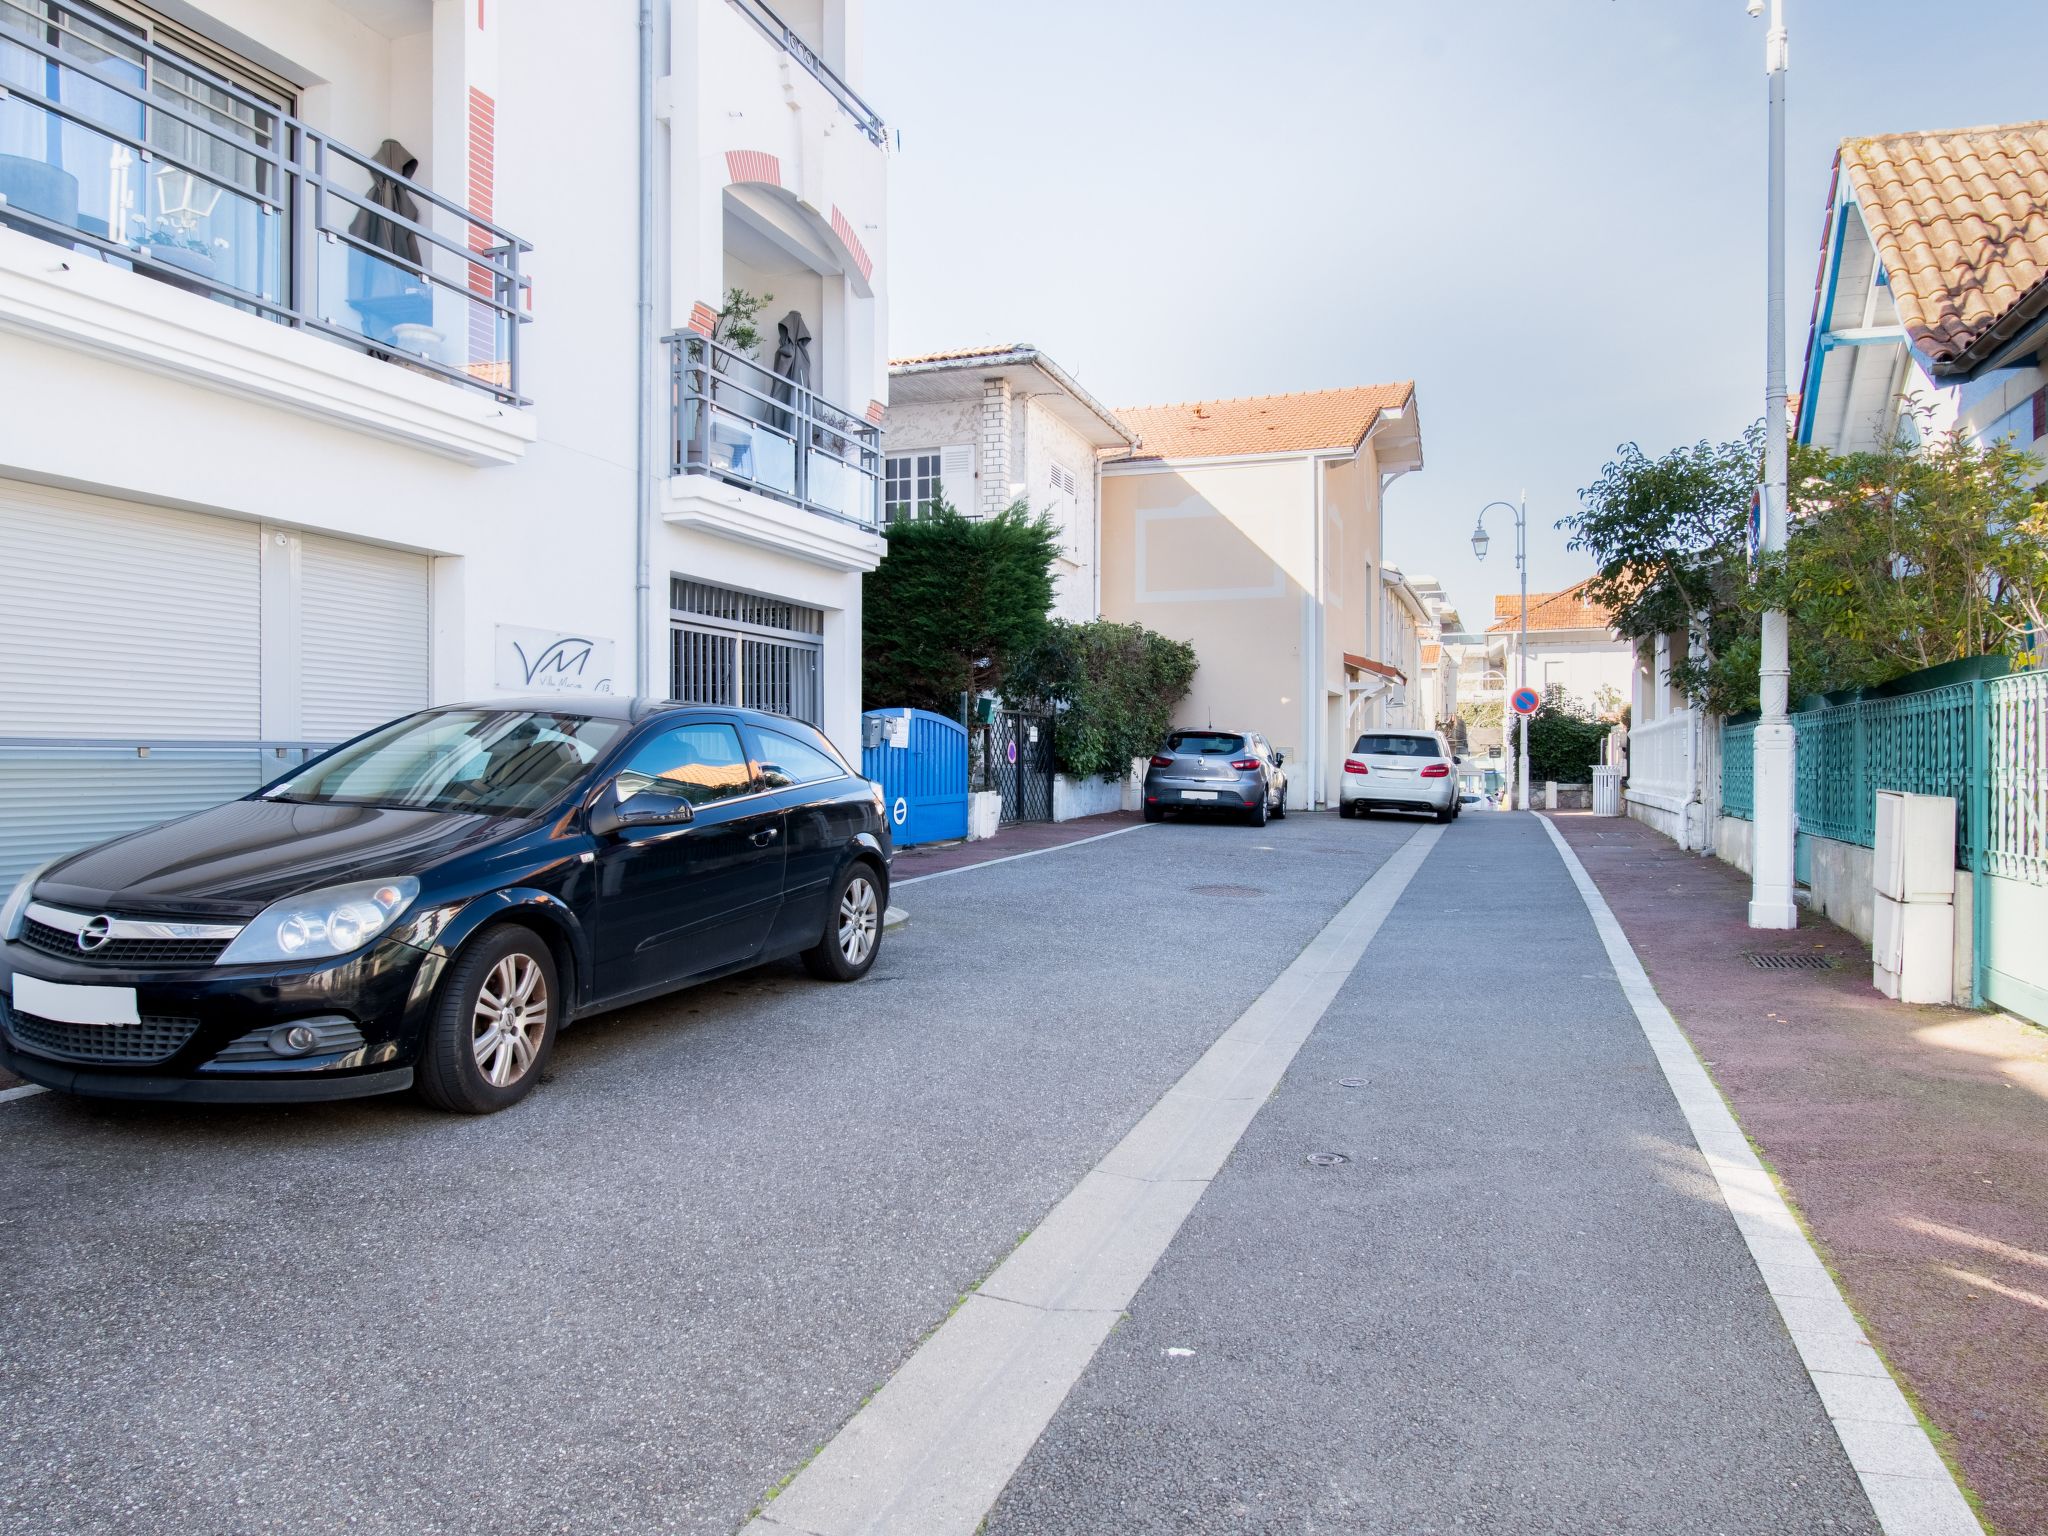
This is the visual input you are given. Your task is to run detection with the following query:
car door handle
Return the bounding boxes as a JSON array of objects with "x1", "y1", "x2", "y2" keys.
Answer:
[{"x1": 750, "y1": 827, "x2": 780, "y2": 847}]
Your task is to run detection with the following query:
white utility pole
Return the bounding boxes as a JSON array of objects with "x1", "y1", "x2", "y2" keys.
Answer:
[
  {"x1": 1471, "y1": 496, "x2": 1529, "y2": 810},
  {"x1": 1750, "y1": 0, "x2": 1798, "y2": 928}
]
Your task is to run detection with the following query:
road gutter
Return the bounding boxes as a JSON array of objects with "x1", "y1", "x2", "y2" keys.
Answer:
[
  {"x1": 743, "y1": 824, "x2": 1444, "y2": 1536},
  {"x1": 1537, "y1": 814, "x2": 1983, "y2": 1536}
]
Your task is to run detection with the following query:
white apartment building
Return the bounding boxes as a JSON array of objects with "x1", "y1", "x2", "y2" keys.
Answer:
[
  {"x1": 1376, "y1": 566, "x2": 1429, "y2": 730},
  {"x1": 884, "y1": 345, "x2": 1136, "y2": 622},
  {"x1": 0, "y1": 0, "x2": 890, "y2": 882}
]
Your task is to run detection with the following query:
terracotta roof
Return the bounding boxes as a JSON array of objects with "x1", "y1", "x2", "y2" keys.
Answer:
[
  {"x1": 1420, "y1": 643, "x2": 1441, "y2": 664},
  {"x1": 1115, "y1": 384, "x2": 1414, "y2": 461},
  {"x1": 1840, "y1": 120, "x2": 2048, "y2": 372},
  {"x1": 1343, "y1": 653, "x2": 1406, "y2": 684},
  {"x1": 1486, "y1": 580, "x2": 1614, "y2": 633},
  {"x1": 889, "y1": 344, "x2": 1029, "y2": 366}
]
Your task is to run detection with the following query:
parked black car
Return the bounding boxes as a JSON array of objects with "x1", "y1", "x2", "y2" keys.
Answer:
[
  {"x1": 1142, "y1": 729, "x2": 1288, "y2": 825},
  {"x1": 0, "y1": 699, "x2": 891, "y2": 1113}
]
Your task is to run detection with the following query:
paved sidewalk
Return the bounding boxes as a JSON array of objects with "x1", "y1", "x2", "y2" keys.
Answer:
[
  {"x1": 889, "y1": 810, "x2": 1141, "y2": 880},
  {"x1": 1552, "y1": 812, "x2": 2048, "y2": 1536}
]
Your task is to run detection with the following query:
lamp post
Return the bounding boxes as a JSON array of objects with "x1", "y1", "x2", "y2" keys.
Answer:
[
  {"x1": 1472, "y1": 495, "x2": 1528, "y2": 812},
  {"x1": 1749, "y1": 0, "x2": 1798, "y2": 928}
]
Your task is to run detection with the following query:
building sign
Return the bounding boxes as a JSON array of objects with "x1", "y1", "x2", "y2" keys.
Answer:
[{"x1": 495, "y1": 625, "x2": 616, "y2": 693}]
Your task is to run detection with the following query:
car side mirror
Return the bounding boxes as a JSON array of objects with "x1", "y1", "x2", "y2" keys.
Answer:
[
  {"x1": 588, "y1": 780, "x2": 695, "y2": 837},
  {"x1": 1454, "y1": 754, "x2": 1464, "y2": 764},
  {"x1": 1273, "y1": 751, "x2": 1285, "y2": 767}
]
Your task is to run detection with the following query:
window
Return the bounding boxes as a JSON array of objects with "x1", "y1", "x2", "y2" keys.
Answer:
[
  {"x1": 1165, "y1": 731, "x2": 1245, "y2": 755},
  {"x1": 884, "y1": 451, "x2": 942, "y2": 523},
  {"x1": 1352, "y1": 734, "x2": 1439, "y2": 758},
  {"x1": 616, "y1": 722, "x2": 755, "y2": 807},
  {"x1": 270, "y1": 709, "x2": 622, "y2": 816},
  {"x1": 1047, "y1": 462, "x2": 1080, "y2": 557},
  {"x1": 755, "y1": 726, "x2": 849, "y2": 789}
]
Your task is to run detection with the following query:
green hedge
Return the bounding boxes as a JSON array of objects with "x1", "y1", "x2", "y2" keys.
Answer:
[{"x1": 1009, "y1": 620, "x2": 1198, "y2": 780}]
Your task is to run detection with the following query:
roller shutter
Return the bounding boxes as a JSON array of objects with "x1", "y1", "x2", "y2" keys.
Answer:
[{"x1": 301, "y1": 532, "x2": 430, "y2": 740}]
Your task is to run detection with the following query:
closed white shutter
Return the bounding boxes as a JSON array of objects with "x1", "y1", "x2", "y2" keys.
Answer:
[
  {"x1": 0, "y1": 479, "x2": 265, "y2": 884},
  {"x1": 1048, "y1": 463, "x2": 1080, "y2": 557},
  {"x1": 300, "y1": 533, "x2": 430, "y2": 741},
  {"x1": 938, "y1": 444, "x2": 974, "y2": 516},
  {"x1": 0, "y1": 478, "x2": 261, "y2": 737}
]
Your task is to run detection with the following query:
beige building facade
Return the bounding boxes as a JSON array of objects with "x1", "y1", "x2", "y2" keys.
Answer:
[{"x1": 1099, "y1": 386, "x2": 1423, "y2": 810}]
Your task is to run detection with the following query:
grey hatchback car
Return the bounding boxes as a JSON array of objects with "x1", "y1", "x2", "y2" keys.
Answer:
[{"x1": 1143, "y1": 730, "x2": 1288, "y2": 826}]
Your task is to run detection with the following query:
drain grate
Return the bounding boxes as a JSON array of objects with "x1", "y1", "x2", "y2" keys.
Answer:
[
  {"x1": 1744, "y1": 952, "x2": 1842, "y2": 972},
  {"x1": 1188, "y1": 884, "x2": 1265, "y2": 898}
]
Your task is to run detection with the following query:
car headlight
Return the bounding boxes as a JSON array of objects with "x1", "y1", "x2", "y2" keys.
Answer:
[
  {"x1": 1, "y1": 858, "x2": 62, "y2": 942},
  {"x1": 217, "y1": 877, "x2": 421, "y2": 966}
]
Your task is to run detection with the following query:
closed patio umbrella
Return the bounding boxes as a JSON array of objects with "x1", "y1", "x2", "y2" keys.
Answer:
[
  {"x1": 350, "y1": 139, "x2": 423, "y2": 268},
  {"x1": 770, "y1": 309, "x2": 811, "y2": 432}
]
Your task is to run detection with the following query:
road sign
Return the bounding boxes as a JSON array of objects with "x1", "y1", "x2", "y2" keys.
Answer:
[
  {"x1": 1510, "y1": 687, "x2": 1540, "y2": 716},
  {"x1": 891, "y1": 796, "x2": 908, "y2": 826}
]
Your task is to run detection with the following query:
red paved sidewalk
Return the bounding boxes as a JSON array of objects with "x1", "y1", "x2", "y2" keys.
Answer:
[
  {"x1": 1551, "y1": 812, "x2": 2048, "y2": 1536},
  {"x1": 887, "y1": 810, "x2": 1142, "y2": 880}
]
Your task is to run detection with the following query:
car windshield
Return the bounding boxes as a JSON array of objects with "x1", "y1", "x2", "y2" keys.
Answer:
[
  {"x1": 1354, "y1": 734, "x2": 1440, "y2": 758},
  {"x1": 266, "y1": 709, "x2": 625, "y2": 815},
  {"x1": 1166, "y1": 732, "x2": 1245, "y2": 755}
]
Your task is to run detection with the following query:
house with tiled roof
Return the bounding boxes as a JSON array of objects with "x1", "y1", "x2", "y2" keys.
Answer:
[
  {"x1": 1096, "y1": 384, "x2": 1424, "y2": 810},
  {"x1": 886, "y1": 345, "x2": 1136, "y2": 621},
  {"x1": 1798, "y1": 120, "x2": 2048, "y2": 459},
  {"x1": 1483, "y1": 581, "x2": 1632, "y2": 714}
]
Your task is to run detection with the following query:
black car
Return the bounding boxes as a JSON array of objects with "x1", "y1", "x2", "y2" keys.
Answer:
[{"x1": 0, "y1": 699, "x2": 891, "y2": 1113}]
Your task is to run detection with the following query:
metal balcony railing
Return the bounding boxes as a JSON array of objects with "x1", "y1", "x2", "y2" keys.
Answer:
[
  {"x1": 726, "y1": 0, "x2": 886, "y2": 146},
  {"x1": 0, "y1": 9, "x2": 531, "y2": 402},
  {"x1": 667, "y1": 330, "x2": 882, "y2": 531}
]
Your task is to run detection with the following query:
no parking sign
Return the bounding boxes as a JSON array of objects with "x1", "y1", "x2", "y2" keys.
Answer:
[{"x1": 1510, "y1": 687, "x2": 1540, "y2": 716}]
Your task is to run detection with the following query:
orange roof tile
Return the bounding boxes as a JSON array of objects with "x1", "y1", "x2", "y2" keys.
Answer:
[
  {"x1": 1841, "y1": 120, "x2": 2048, "y2": 372},
  {"x1": 1486, "y1": 580, "x2": 1614, "y2": 633},
  {"x1": 1115, "y1": 384, "x2": 1414, "y2": 461}
]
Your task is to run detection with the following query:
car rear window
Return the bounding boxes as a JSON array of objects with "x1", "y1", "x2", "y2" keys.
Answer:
[
  {"x1": 1353, "y1": 734, "x2": 1440, "y2": 757},
  {"x1": 1165, "y1": 732, "x2": 1245, "y2": 755}
]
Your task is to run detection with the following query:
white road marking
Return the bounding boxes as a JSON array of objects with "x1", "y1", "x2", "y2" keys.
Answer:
[
  {"x1": 891, "y1": 822, "x2": 1152, "y2": 887},
  {"x1": 1537, "y1": 814, "x2": 1984, "y2": 1536},
  {"x1": 0, "y1": 1083, "x2": 49, "y2": 1105},
  {"x1": 746, "y1": 824, "x2": 1443, "y2": 1536}
]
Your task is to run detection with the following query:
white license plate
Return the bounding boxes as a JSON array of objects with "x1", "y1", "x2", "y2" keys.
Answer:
[
  {"x1": 12, "y1": 973, "x2": 139, "y2": 1026},
  {"x1": 1181, "y1": 790, "x2": 1219, "y2": 801}
]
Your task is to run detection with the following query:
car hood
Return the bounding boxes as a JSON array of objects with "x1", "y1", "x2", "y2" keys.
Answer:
[{"x1": 33, "y1": 799, "x2": 508, "y2": 920}]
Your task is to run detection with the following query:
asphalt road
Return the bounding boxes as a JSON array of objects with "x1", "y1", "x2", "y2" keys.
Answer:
[
  {"x1": 0, "y1": 812, "x2": 1411, "y2": 1535},
  {"x1": 984, "y1": 811, "x2": 1880, "y2": 1535}
]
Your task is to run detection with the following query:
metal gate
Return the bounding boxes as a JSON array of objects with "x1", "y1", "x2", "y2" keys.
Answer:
[
  {"x1": 669, "y1": 579, "x2": 823, "y2": 725},
  {"x1": 985, "y1": 708, "x2": 1054, "y2": 824},
  {"x1": 861, "y1": 709, "x2": 968, "y2": 846}
]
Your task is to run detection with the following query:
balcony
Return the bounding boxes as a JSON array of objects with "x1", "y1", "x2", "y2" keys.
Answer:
[
  {"x1": 725, "y1": 0, "x2": 885, "y2": 147},
  {"x1": 0, "y1": 6, "x2": 533, "y2": 459},
  {"x1": 666, "y1": 330, "x2": 883, "y2": 570}
]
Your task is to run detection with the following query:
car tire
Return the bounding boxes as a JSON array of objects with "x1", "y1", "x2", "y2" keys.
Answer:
[
  {"x1": 802, "y1": 861, "x2": 884, "y2": 982},
  {"x1": 1433, "y1": 805, "x2": 1455, "y2": 823},
  {"x1": 1249, "y1": 796, "x2": 1269, "y2": 828},
  {"x1": 416, "y1": 924, "x2": 559, "y2": 1115},
  {"x1": 1143, "y1": 804, "x2": 1164, "y2": 823},
  {"x1": 1270, "y1": 789, "x2": 1287, "y2": 819}
]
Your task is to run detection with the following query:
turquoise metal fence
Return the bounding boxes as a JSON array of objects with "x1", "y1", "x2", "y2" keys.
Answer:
[
  {"x1": 1981, "y1": 670, "x2": 2048, "y2": 886},
  {"x1": 1722, "y1": 720, "x2": 1755, "y2": 819},
  {"x1": 1715, "y1": 660, "x2": 2047, "y2": 1021}
]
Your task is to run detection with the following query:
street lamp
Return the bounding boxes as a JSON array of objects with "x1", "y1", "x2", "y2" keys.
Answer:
[
  {"x1": 1471, "y1": 494, "x2": 1529, "y2": 812},
  {"x1": 1748, "y1": 0, "x2": 1798, "y2": 928}
]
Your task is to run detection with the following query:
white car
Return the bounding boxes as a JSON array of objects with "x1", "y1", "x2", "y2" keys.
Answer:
[{"x1": 1339, "y1": 730, "x2": 1461, "y2": 822}]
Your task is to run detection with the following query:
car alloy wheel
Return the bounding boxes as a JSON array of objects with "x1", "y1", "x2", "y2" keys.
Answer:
[
  {"x1": 839, "y1": 874, "x2": 879, "y2": 966},
  {"x1": 473, "y1": 952, "x2": 547, "y2": 1088}
]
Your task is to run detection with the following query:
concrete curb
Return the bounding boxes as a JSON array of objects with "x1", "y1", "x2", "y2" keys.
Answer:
[
  {"x1": 743, "y1": 824, "x2": 1446, "y2": 1536},
  {"x1": 1537, "y1": 813, "x2": 1984, "y2": 1536}
]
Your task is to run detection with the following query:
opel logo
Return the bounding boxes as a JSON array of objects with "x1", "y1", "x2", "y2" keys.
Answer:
[{"x1": 76, "y1": 915, "x2": 113, "y2": 952}]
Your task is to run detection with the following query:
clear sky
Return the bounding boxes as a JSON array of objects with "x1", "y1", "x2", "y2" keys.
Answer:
[{"x1": 866, "y1": 0, "x2": 2045, "y2": 631}]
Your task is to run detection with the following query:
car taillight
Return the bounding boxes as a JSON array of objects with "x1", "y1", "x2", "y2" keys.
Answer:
[
  {"x1": 1230, "y1": 758, "x2": 1259, "y2": 770},
  {"x1": 1420, "y1": 763, "x2": 1450, "y2": 778},
  {"x1": 1149, "y1": 754, "x2": 1174, "y2": 768},
  {"x1": 1344, "y1": 758, "x2": 1369, "y2": 774}
]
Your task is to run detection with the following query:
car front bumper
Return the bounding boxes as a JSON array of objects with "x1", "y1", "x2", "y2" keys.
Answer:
[
  {"x1": 0, "y1": 933, "x2": 439, "y2": 1103},
  {"x1": 1341, "y1": 773, "x2": 1455, "y2": 811}
]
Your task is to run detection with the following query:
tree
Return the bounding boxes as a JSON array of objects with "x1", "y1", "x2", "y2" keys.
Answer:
[
  {"x1": 1564, "y1": 423, "x2": 2048, "y2": 714},
  {"x1": 1526, "y1": 687, "x2": 1612, "y2": 783},
  {"x1": 1007, "y1": 620, "x2": 1198, "y2": 780},
  {"x1": 861, "y1": 493, "x2": 1060, "y2": 714}
]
